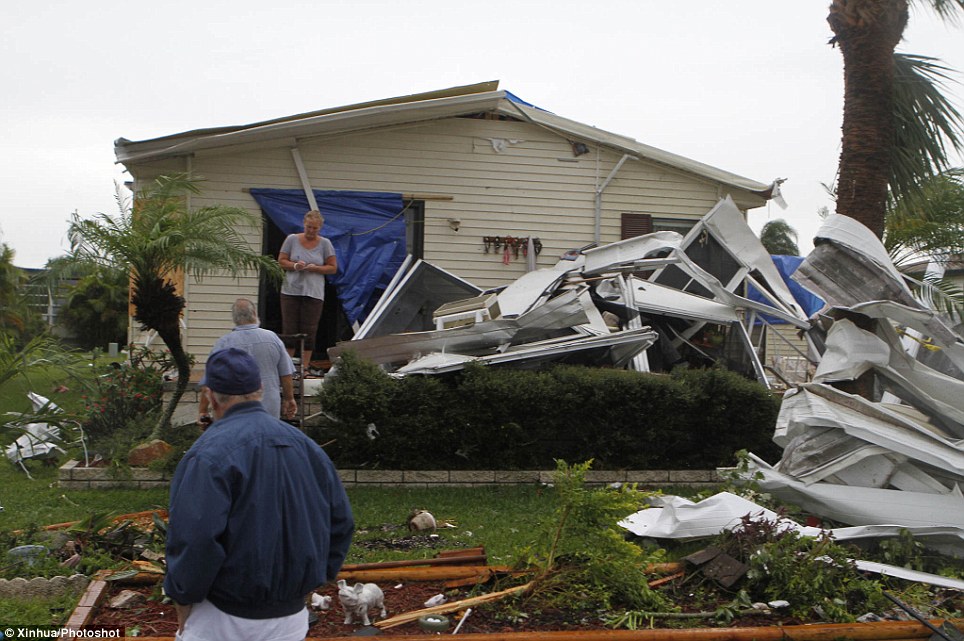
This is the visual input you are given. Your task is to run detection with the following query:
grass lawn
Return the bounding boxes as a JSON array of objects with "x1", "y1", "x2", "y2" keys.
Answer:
[
  {"x1": 0, "y1": 458, "x2": 563, "y2": 565},
  {"x1": 0, "y1": 454, "x2": 571, "y2": 624}
]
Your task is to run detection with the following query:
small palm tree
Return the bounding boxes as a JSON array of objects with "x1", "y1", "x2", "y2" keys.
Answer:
[
  {"x1": 759, "y1": 219, "x2": 800, "y2": 256},
  {"x1": 66, "y1": 174, "x2": 282, "y2": 440}
]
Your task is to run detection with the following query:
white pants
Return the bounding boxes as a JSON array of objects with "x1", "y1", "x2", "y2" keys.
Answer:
[{"x1": 175, "y1": 599, "x2": 308, "y2": 641}]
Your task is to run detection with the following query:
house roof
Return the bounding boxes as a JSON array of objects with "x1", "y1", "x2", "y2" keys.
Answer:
[{"x1": 114, "y1": 80, "x2": 775, "y2": 199}]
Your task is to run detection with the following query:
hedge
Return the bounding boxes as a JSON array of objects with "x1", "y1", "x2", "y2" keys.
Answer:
[{"x1": 314, "y1": 351, "x2": 783, "y2": 470}]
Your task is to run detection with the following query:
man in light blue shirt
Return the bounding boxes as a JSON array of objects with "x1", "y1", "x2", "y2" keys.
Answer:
[{"x1": 198, "y1": 299, "x2": 297, "y2": 421}]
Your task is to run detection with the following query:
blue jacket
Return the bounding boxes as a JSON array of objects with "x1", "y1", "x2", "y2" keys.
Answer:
[{"x1": 164, "y1": 401, "x2": 354, "y2": 619}]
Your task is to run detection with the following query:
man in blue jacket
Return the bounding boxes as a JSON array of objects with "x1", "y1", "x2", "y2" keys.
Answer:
[{"x1": 165, "y1": 347, "x2": 354, "y2": 641}]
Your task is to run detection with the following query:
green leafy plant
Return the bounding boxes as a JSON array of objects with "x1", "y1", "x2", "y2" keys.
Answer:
[
  {"x1": 714, "y1": 514, "x2": 887, "y2": 622},
  {"x1": 517, "y1": 460, "x2": 668, "y2": 613},
  {"x1": 80, "y1": 360, "x2": 162, "y2": 452}
]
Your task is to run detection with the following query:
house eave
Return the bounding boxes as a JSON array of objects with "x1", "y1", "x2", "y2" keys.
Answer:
[{"x1": 114, "y1": 81, "x2": 773, "y2": 201}]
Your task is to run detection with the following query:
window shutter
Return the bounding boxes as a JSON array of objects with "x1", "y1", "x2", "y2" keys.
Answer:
[{"x1": 621, "y1": 213, "x2": 653, "y2": 239}]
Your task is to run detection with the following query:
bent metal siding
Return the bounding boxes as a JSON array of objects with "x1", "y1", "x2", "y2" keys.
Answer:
[{"x1": 127, "y1": 117, "x2": 762, "y2": 367}]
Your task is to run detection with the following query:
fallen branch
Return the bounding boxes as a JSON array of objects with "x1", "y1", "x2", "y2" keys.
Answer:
[
  {"x1": 374, "y1": 581, "x2": 533, "y2": 629},
  {"x1": 339, "y1": 554, "x2": 487, "y2": 571},
  {"x1": 338, "y1": 565, "x2": 517, "y2": 583},
  {"x1": 647, "y1": 571, "x2": 686, "y2": 588}
]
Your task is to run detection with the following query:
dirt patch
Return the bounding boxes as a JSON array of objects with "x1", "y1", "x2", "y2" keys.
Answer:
[{"x1": 89, "y1": 579, "x2": 608, "y2": 636}]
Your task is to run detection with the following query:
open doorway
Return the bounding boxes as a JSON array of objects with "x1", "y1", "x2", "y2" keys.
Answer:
[{"x1": 257, "y1": 199, "x2": 424, "y2": 361}]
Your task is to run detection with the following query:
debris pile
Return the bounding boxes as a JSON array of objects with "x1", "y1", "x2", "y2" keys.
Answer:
[
  {"x1": 330, "y1": 196, "x2": 964, "y2": 556},
  {"x1": 330, "y1": 196, "x2": 809, "y2": 383},
  {"x1": 743, "y1": 215, "x2": 964, "y2": 556},
  {"x1": 4, "y1": 392, "x2": 68, "y2": 477}
]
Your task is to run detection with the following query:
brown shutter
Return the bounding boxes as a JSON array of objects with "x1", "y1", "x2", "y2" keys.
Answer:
[{"x1": 621, "y1": 213, "x2": 653, "y2": 239}]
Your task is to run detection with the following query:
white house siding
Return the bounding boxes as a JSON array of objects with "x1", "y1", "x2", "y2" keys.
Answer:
[{"x1": 125, "y1": 116, "x2": 765, "y2": 368}]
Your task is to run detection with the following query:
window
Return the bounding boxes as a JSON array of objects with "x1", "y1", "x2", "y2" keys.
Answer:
[{"x1": 621, "y1": 213, "x2": 696, "y2": 239}]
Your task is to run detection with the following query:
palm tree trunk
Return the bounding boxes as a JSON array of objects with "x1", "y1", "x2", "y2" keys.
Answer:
[
  {"x1": 131, "y1": 274, "x2": 190, "y2": 441},
  {"x1": 828, "y1": 0, "x2": 908, "y2": 238},
  {"x1": 149, "y1": 325, "x2": 191, "y2": 441}
]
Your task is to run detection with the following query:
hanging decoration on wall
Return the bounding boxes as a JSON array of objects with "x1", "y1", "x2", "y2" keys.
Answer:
[{"x1": 482, "y1": 236, "x2": 542, "y2": 262}]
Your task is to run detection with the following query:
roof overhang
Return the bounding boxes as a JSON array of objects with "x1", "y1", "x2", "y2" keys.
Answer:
[{"x1": 115, "y1": 81, "x2": 774, "y2": 200}]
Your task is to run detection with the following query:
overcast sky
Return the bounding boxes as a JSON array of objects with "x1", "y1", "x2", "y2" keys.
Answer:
[{"x1": 2, "y1": 1, "x2": 962, "y2": 269}]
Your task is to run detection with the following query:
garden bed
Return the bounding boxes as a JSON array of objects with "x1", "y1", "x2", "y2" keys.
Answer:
[{"x1": 73, "y1": 574, "x2": 964, "y2": 640}]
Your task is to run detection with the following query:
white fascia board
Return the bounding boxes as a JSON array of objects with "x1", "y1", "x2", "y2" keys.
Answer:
[
  {"x1": 496, "y1": 268, "x2": 571, "y2": 318},
  {"x1": 581, "y1": 231, "x2": 684, "y2": 276},
  {"x1": 396, "y1": 327, "x2": 658, "y2": 375},
  {"x1": 115, "y1": 92, "x2": 507, "y2": 164},
  {"x1": 629, "y1": 277, "x2": 740, "y2": 324}
]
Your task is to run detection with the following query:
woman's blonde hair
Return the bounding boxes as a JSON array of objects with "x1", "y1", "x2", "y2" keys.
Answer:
[{"x1": 304, "y1": 210, "x2": 324, "y2": 225}]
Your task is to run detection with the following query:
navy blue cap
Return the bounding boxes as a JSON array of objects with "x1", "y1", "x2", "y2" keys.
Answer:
[{"x1": 200, "y1": 347, "x2": 262, "y2": 395}]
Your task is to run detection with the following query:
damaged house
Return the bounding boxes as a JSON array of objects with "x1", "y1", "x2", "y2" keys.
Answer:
[
  {"x1": 115, "y1": 80, "x2": 963, "y2": 554},
  {"x1": 113, "y1": 80, "x2": 782, "y2": 371}
]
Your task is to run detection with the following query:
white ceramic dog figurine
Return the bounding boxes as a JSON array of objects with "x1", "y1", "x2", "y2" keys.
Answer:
[{"x1": 337, "y1": 579, "x2": 387, "y2": 626}]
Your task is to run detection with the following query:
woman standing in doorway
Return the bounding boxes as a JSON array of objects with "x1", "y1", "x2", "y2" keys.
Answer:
[{"x1": 277, "y1": 210, "x2": 337, "y2": 372}]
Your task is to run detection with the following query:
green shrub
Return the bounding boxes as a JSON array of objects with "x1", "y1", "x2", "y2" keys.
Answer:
[
  {"x1": 81, "y1": 364, "x2": 162, "y2": 447},
  {"x1": 320, "y1": 354, "x2": 782, "y2": 470}
]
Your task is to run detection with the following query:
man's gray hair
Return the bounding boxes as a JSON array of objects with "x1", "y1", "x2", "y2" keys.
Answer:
[{"x1": 232, "y1": 298, "x2": 259, "y2": 326}]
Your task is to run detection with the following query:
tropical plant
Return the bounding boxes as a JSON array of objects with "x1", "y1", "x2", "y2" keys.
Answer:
[
  {"x1": 63, "y1": 175, "x2": 282, "y2": 440},
  {"x1": 0, "y1": 333, "x2": 76, "y2": 395},
  {"x1": 886, "y1": 168, "x2": 964, "y2": 263},
  {"x1": 886, "y1": 168, "x2": 964, "y2": 318},
  {"x1": 0, "y1": 243, "x2": 44, "y2": 344},
  {"x1": 891, "y1": 53, "x2": 964, "y2": 207},
  {"x1": 759, "y1": 219, "x2": 800, "y2": 256},
  {"x1": 828, "y1": 0, "x2": 964, "y2": 238},
  {"x1": 519, "y1": 460, "x2": 668, "y2": 612},
  {"x1": 58, "y1": 264, "x2": 130, "y2": 350}
]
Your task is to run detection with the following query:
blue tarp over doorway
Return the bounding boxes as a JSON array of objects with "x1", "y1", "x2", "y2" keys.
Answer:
[{"x1": 249, "y1": 189, "x2": 406, "y2": 326}]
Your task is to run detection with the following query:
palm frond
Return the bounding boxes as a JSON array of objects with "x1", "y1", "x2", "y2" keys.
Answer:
[
  {"x1": 886, "y1": 168, "x2": 964, "y2": 262},
  {"x1": 902, "y1": 270, "x2": 964, "y2": 321},
  {"x1": 891, "y1": 53, "x2": 964, "y2": 204},
  {"x1": 912, "y1": 0, "x2": 964, "y2": 24}
]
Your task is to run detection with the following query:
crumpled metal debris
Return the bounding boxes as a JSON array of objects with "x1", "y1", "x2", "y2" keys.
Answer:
[
  {"x1": 329, "y1": 196, "x2": 809, "y2": 383},
  {"x1": 5, "y1": 392, "x2": 66, "y2": 472},
  {"x1": 326, "y1": 197, "x2": 964, "y2": 557},
  {"x1": 742, "y1": 214, "x2": 964, "y2": 554}
]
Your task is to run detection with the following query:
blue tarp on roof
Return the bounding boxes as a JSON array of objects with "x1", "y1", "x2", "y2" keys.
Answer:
[
  {"x1": 249, "y1": 189, "x2": 406, "y2": 326},
  {"x1": 748, "y1": 255, "x2": 825, "y2": 324}
]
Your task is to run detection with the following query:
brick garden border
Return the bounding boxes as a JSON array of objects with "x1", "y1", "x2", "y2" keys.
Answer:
[{"x1": 60, "y1": 460, "x2": 725, "y2": 490}]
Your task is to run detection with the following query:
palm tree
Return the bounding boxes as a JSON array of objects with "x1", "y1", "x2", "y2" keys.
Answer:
[
  {"x1": 0, "y1": 243, "x2": 45, "y2": 343},
  {"x1": 828, "y1": 0, "x2": 964, "y2": 238},
  {"x1": 66, "y1": 174, "x2": 282, "y2": 439},
  {"x1": 0, "y1": 243, "x2": 26, "y2": 335},
  {"x1": 759, "y1": 219, "x2": 800, "y2": 256},
  {"x1": 59, "y1": 265, "x2": 130, "y2": 350}
]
